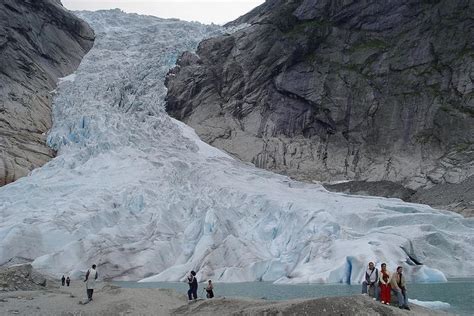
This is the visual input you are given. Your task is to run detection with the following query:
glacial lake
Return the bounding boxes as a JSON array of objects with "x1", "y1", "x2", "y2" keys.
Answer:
[{"x1": 115, "y1": 278, "x2": 474, "y2": 315}]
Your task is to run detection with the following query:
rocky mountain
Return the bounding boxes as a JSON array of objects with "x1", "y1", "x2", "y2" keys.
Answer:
[
  {"x1": 165, "y1": 0, "x2": 474, "y2": 215},
  {"x1": 0, "y1": 0, "x2": 94, "y2": 186}
]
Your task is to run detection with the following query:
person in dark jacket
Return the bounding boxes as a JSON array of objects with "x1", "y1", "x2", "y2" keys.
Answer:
[
  {"x1": 187, "y1": 271, "x2": 198, "y2": 300},
  {"x1": 66, "y1": 276, "x2": 71, "y2": 287},
  {"x1": 61, "y1": 275, "x2": 65, "y2": 286}
]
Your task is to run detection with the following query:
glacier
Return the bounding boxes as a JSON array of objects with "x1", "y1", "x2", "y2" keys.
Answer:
[
  {"x1": 0, "y1": 10, "x2": 473, "y2": 284},
  {"x1": 410, "y1": 299, "x2": 451, "y2": 310}
]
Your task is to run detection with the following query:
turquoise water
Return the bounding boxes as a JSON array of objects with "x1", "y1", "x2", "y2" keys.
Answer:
[{"x1": 115, "y1": 279, "x2": 474, "y2": 315}]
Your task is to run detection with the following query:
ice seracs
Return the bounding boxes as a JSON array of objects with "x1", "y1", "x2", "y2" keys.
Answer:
[{"x1": 0, "y1": 10, "x2": 473, "y2": 284}]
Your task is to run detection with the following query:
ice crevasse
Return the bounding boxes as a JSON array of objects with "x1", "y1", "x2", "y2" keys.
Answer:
[{"x1": 0, "y1": 10, "x2": 473, "y2": 284}]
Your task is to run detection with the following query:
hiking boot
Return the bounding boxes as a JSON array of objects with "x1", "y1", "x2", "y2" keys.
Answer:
[{"x1": 404, "y1": 305, "x2": 410, "y2": 310}]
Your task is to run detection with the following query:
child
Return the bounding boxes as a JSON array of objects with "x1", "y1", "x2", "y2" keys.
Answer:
[{"x1": 205, "y1": 280, "x2": 214, "y2": 298}]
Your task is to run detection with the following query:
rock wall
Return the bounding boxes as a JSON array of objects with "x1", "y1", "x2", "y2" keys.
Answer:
[
  {"x1": 165, "y1": 0, "x2": 473, "y2": 193},
  {"x1": 0, "y1": 0, "x2": 94, "y2": 185}
]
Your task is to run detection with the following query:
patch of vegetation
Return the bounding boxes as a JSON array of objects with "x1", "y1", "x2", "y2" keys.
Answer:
[
  {"x1": 283, "y1": 19, "x2": 333, "y2": 38},
  {"x1": 421, "y1": 0, "x2": 442, "y2": 5},
  {"x1": 439, "y1": 105, "x2": 452, "y2": 113},
  {"x1": 457, "y1": 46, "x2": 474, "y2": 58},
  {"x1": 414, "y1": 131, "x2": 441, "y2": 145},
  {"x1": 426, "y1": 83, "x2": 443, "y2": 96},
  {"x1": 415, "y1": 134, "x2": 431, "y2": 144},
  {"x1": 457, "y1": 105, "x2": 474, "y2": 117},
  {"x1": 454, "y1": 141, "x2": 472, "y2": 152},
  {"x1": 402, "y1": 90, "x2": 423, "y2": 97},
  {"x1": 439, "y1": 103, "x2": 474, "y2": 118},
  {"x1": 348, "y1": 39, "x2": 388, "y2": 52},
  {"x1": 345, "y1": 63, "x2": 360, "y2": 72},
  {"x1": 466, "y1": 90, "x2": 474, "y2": 96},
  {"x1": 304, "y1": 51, "x2": 322, "y2": 64}
]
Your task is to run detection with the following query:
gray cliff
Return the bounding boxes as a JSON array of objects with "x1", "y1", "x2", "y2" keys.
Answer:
[
  {"x1": 0, "y1": 0, "x2": 94, "y2": 185},
  {"x1": 165, "y1": 0, "x2": 474, "y2": 215}
]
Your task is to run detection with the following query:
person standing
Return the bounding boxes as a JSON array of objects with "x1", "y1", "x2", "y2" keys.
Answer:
[
  {"x1": 61, "y1": 275, "x2": 65, "y2": 286},
  {"x1": 379, "y1": 263, "x2": 391, "y2": 305},
  {"x1": 187, "y1": 271, "x2": 198, "y2": 300},
  {"x1": 84, "y1": 264, "x2": 98, "y2": 302},
  {"x1": 66, "y1": 276, "x2": 71, "y2": 287},
  {"x1": 361, "y1": 262, "x2": 380, "y2": 299},
  {"x1": 205, "y1": 280, "x2": 214, "y2": 298},
  {"x1": 389, "y1": 266, "x2": 410, "y2": 310}
]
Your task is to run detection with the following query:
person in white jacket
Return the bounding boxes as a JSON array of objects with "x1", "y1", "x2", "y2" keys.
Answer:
[
  {"x1": 361, "y1": 262, "x2": 380, "y2": 299},
  {"x1": 84, "y1": 264, "x2": 98, "y2": 302}
]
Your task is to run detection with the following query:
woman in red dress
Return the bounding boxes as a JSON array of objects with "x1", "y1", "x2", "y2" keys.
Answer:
[{"x1": 379, "y1": 263, "x2": 391, "y2": 304}]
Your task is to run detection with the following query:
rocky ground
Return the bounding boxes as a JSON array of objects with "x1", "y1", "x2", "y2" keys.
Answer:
[
  {"x1": 0, "y1": 283, "x2": 449, "y2": 316},
  {"x1": 323, "y1": 175, "x2": 474, "y2": 217},
  {"x1": 0, "y1": 265, "x2": 450, "y2": 315},
  {"x1": 175, "y1": 295, "x2": 449, "y2": 316},
  {"x1": 0, "y1": 282, "x2": 184, "y2": 316},
  {"x1": 0, "y1": 264, "x2": 55, "y2": 292},
  {"x1": 408, "y1": 175, "x2": 474, "y2": 217}
]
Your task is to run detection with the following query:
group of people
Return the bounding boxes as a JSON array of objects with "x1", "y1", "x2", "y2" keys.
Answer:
[
  {"x1": 60, "y1": 275, "x2": 71, "y2": 287},
  {"x1": 69, "y1": 264, "x2": 409, "y2": 307},
  {"x1": 362, "y1": 262, "x2": 410, "y2": 310},
  {"x1": 62, "y1": 264, "x2": 98, "y2": 303},
  {"x1": 187, "y1": 270, "x2": 214, "y2": 300}
]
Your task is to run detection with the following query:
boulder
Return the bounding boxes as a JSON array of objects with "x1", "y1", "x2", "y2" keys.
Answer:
[{"x1": 0, "y1": 264, "x2": 53, "y2": 292}]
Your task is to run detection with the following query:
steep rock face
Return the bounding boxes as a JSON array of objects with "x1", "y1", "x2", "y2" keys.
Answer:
[
  {"x1": 165, "y1": 0, "x2": 473, "y2": 194},
  {"x1": 0, "y1": 0, "x2": 94, "y2": 185}
]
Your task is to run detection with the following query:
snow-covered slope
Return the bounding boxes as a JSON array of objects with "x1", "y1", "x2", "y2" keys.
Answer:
[{"x1": 0, "y1": 10, "x2": 473, "y2": 283}]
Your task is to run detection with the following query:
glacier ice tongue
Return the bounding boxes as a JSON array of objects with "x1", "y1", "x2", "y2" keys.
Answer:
[{"x1": 0, "y1": 10, "x2": 473, "y2": 284}]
